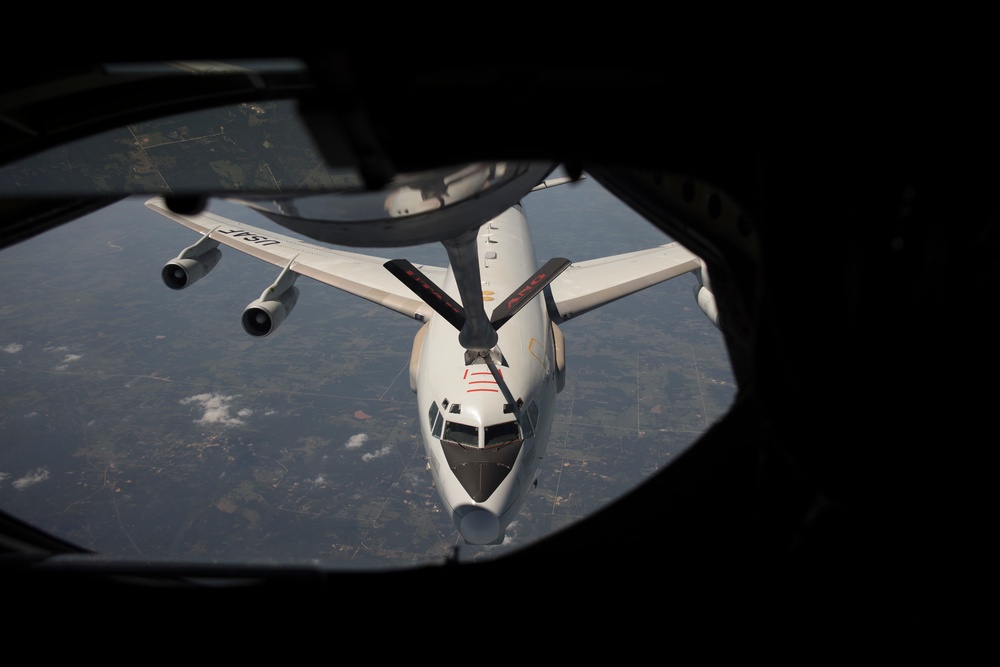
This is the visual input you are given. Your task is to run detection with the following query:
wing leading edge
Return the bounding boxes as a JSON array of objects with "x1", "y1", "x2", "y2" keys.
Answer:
[
  {"x1": 546, "y1": 242, "x2": 702, "y2": 323},
  {"x1": 147, "y1": 196, "x2": 705, "y2": 328},
  {"x1": 145, "y1": 197, "x2": 443, "y2": 322}
]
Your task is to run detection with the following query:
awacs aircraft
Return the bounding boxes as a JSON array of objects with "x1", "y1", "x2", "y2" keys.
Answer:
[{"x1": 146, "y1": 175, "x2": 718, "y2": 545}]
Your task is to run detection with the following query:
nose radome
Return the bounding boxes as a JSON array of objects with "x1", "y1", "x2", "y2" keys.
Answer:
[{"x1": 459, "y1": 508, "x2": 502, "y2": 545}]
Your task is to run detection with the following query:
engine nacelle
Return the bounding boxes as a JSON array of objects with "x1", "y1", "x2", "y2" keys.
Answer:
[
  {"x1": 692, "y1": 262, "x2": 720, "y2": 329},
  {"x1": 241, "y1": 285, "x2": 300, "y2": 337},
  {"x1": 551, "y1": 321, "x2": 566, "y2": 394},
  {"x1": 694, "y1": 284, "x2": 719, "y2": 329},
  {"x1": 163, "y1": 233, "x2": 222, "y2": 290},
  {"x1": 409, "y1": 323, "x2": 429, "y2": 392},
  {"x1": 162, "y1": 248, "x2": 221, "y2": 290}
]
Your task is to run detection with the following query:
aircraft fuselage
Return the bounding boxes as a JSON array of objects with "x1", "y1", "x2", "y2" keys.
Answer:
[{"x1": 414, "y1": 204, "x2": 560, "y2": 545}]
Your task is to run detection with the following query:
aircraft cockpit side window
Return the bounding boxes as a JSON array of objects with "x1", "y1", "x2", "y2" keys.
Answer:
[
  {"x1": 520, "y1": 402, "x2": 536, "y2": 439},
  {"x1": 429, "y1": 402, "x2": 444, "y2": 439},
  {"x1": 503, "y1": 398, "x2": 524, "y2": 415},
  {"x1": 527, "y1": 401, "x2": 539, "y2": 429}
]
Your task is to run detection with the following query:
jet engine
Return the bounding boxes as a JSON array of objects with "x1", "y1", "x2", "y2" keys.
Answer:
[
  {"x1": 241, "y1": 260, "x2": 301, "y2": 337},
  {"x1": 242, "y1": 286, "x2": 300, "y2": 336},
  {"x1": 161, "y1": 237, "x2": 222, "y2": 290},
  {"x1": 693, "y1": 262, "x2": 720, "y2": 329}
]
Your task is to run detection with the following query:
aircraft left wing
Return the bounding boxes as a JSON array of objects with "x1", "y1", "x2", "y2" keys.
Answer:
[
  {"x1": 145, "y1": 197, "x2": 443, "y2": 322},
  {"x1": 547, "y1": 241, "x2": 703, "y2": 323}
]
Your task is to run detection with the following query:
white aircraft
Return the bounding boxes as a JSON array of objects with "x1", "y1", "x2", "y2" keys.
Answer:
[{"x1": 146, "y1": 174, "x2": 719, "y2": 545}]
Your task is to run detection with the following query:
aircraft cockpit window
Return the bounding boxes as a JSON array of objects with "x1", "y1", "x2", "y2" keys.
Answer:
[
  {"x1": 429, "y1": 402, "x2": 443, "y2": 439},
  {"x1": 502, "y1": 398, "x2": 524, "y2": 414},
  {"x1": 449, "y1": 403, "x2": 462, "y2": 414},
  {"x1": 520, "y1": 403, "x2": 536, "y2": 439},
  {"x1": 484, "y1": 421, "x2": 521, "y2": 447},
  {"x1": 443, "y1": 421, "x2": 479, "y2": 447}
]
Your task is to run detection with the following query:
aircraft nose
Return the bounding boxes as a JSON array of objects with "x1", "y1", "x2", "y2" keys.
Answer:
[{"x1": 459, "y1": 508, "x2": 502, "y2": 545}]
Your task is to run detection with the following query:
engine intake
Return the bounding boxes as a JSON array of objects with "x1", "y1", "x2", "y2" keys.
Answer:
[
  {"x1": 161, "y1": 249, "x2": 221, "y2": 290},
  {"x1": 162, "y1": 234, "x2": 222, "y2": 290},
  {"x1": 242, "y1": 286, "x2": 300, "y2": 337}
]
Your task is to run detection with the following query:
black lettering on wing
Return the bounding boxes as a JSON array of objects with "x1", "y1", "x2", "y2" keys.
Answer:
[{"x1": 219, "y1": 229, "x2": 281, "y2": 246}]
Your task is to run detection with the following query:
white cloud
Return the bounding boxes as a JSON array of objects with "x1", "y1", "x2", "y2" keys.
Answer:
[
  {"x1": 12, "y1": 467, "x2": 49, "y2": 490},
  {"x1": 2, "y1": 343, "x2": 22, "y2": 354},
  {"x1": 345, "y1": 433, "x2": 368, "y2": 449},
  {"x1": 500, "y1": 519, "x2": 518, "y2": 546},
  {"x1": 55, "y1": 353, "x2": 82, "y2": 371},
  {"x1": 344, "y1": 433, "x2": 390, "y2": 461},
  {"x1": 180, "y1": 392, "x2": 250, "y2": 427},
  {"x1": 362, "y1": 445, "x2": 393, "y2": 462},
  {"x1": 310, "y1": 474, "x2": 327, "y2": 488},
  {"x1": 0, "y1": 472, "x2": 8, "y2": 484}
]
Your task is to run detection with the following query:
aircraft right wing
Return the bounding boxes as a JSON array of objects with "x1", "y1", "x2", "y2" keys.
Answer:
[
  {"x1": 145, "y1": 197, "x2": 444, "y2": 322},
  {"x1": 546, "y1": 241, "x2": 703, "y2": 323}
]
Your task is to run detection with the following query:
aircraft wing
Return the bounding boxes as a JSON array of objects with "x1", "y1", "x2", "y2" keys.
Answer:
[
  {"x1": 547, "y1": 241, "x2": 702, "y2": 323},
  {"x1": 145, "y1": 197, "x2": 443, "y2": 322}
]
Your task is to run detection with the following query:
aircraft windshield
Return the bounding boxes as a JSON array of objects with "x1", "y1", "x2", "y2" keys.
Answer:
[
  {"x1": 484, "y1": 421, "x2": 521, "y2": 447},
  {"x1": 443, "y1": 421, "x2": 479, "y2": 447},
  {"x1": 440, "y1": 419, "x2": 523, "y2": 449}
]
